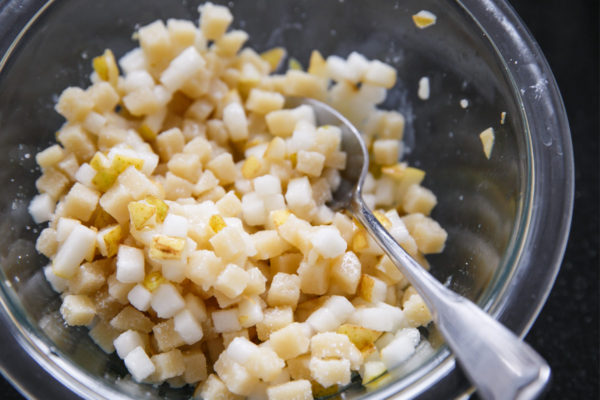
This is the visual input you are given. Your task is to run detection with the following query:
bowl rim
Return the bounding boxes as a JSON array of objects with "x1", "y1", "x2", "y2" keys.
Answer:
[{"x1": 0, "y1": 0, "x2": 574, "y2": 399}]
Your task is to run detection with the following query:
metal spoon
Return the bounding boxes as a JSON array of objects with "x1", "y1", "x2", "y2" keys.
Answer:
[{"x1": 286, "y1": 97, "x2": 551, "y2": 400}]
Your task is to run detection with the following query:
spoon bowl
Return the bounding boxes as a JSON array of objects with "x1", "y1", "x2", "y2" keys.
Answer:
[{"x1": 286, "y1": 96, "x2": 551, "y2": 400}]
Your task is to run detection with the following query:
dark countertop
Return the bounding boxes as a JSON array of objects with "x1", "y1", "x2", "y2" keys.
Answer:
[
  {"x1": 0, "y1": 1, "x2": 598, "y2": 399},
  {"x1": 510, "y1": 1, "x2": 599, "y2": 399}
]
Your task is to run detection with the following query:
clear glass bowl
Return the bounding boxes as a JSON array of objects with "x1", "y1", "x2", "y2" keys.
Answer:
[{"x1": 0, "y1": 0, "x2": 573, "y2": 399}]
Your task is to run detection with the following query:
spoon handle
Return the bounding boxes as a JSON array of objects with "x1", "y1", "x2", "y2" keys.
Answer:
[{"x1": 352, "y1": 197, "x2": 550, "y2": 400}]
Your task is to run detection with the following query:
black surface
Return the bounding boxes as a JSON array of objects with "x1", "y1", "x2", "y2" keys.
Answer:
[{"x1": 0, "y1": 1, "x2": 598, "y2": 399}]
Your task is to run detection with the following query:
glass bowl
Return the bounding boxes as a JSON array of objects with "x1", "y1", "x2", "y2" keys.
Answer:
[{"x1": 0, "y1": 0, "x2": 573, "y2": 399}]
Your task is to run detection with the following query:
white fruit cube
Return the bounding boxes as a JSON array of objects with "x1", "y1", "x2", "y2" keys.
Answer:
[
  {"x1": 197, "y1": 374, "x2": 235, "y2": 400},
  {"x1": 185, "y1": 293, "x2": 208, "y2": 322},
  {"x1": 267, "y1": 379, "x2": 312, "y2": 400},
  {"x1": 36, "y1": 144, "x2": 65, "y2": 169},
  {"x1": 253, "y1": 174, "x2": 282, "y2": 195},
  {"x1": 372, "y1": 139, "x2": 400, "y2": 165},
  {"x1": 125, "y1": 346, "x2": 156, "y2": 382},
  {"x1": 116, "y1": 245, "x2": 145, "y2": 283},
  {"x1": 325, "y1": 295, "x2": 355, "y2": 319},
  {"x1": 75, "y1": 163, "x2": 96, "y2": 187},
  {"x1": 160, "y1": 46, "x2": 206, "y2": 92},
  {"x1": 246, "y1": 89, "x2": 284, "y2": 114},
  {"x1": 364, "y1": 60, "x2": 397, "y2": 89},
  {"x1": 107, "y1": 273, "x2": 135, "y2": 304},
  {"x1": 268, "y1": 322, "x2": 310, "y2": 360},
  {"x1": 243, "y1": 267, "x2": 267, "y2": 296},
  {"x1": 241, "y1": 192, "x2": 267, "y2": 226},
  {"x1": 309, "y1": 357, "x2": 351, "y2": 387},
  {"x1": 199, "y1": 2, "x2": 233, "y2": 40},
  {"x1": 44, "y1": 264, "x2": 68, "y2": 293},
  {"x1": 151, "y1": 283, "x2": 186, "y2": 318},
  {"x1": 310, "y1": 226, "x2": 347, "y2": 259},
  {"x1": 62, "y1": 182, "x2": 100, "y2": 222},
  {"x1": 114, "y1": 329, "x2": 146, "y2": 359},
  {"x1": 256, "y1": 307, "x2": 294, "y2": 341},
  {"x1": 68, "y1": 261, "x2": 106, "y2": 295},
  {"x1": 285, "y1": 177, "x2": 315, "y2": 218},
  {"x1": 53, "y1": 224, "x2": 97, "y2": 279},
  {"x1": 267, "y1": 273, "x2": 301, "y2": 308},
  {"x1": 237, "y1": 296, "x2": 264, "y2": 328},
  {"x1": 348, "y1": 307, "x2": 394, "y2": 332},
  {"x1": 127, "y1": 284, "x2": 152, "y2": 311},
  {"x1": 402, "y1": 293, "x2": 432, "y2": 327},
  {"x1": 380, "y1": 328, "x2": 420, "y2": 369},
  {"x1": 182, "y1": 350, "x2": 208, "y2": 384},
  {"x1": 186, "y1": 250, "x2": 225, "y2": 290},
  {"x1": 151, "y1": 349, "x2": 185, "y2": 381},
  {"x1": 402, "y1": 184, "x2": 437, "y2": 215},
  {"x1": 110, "y1": 306, "x2": 154, "y2": 333},
  {"x1": 252, "y1": 230, "x2": 290, "y2": 260},
  {"x1": 214, "y1": 353, "x2": 257, "y2": 396},
  {"x1": 153, "y1": 319, "x2": 185, "y2": 352},
  {"x1": 402, "y1": 213, "x2": 447, "y2": 254},
  {"x1": 226, "y1": 336, "x2": 260, "y2": 365},
  {"x1": 162, "y1": 213, "x2": 189, "y2": 237},
  {"x1": 156, "y1": 128, "x2": 185, "y2": 161},
  {"x1": 246, "y1": 347, "x2": 285, "y2": 382},
  {"x1": 296, "y1": 150, "x2": 325, "y2": 177},
  {"x1": 29, "y1": 193, "x2": 55, "y2": 224},
  {"x1": 88, "y1": 320, "x2": 121, "y2": 353},
  {"x1": 223, "y1": 102, "x2": 248, "y2": 142},
  {"x1": 60, "y1": 294, "x2": 95, "y2": 326},
  {"x1": 207, "y1": 153, "x2": 237, "y2": 185},
  {"x1": 265, "y1": 105, "x2": 315, "y2": 138},
  {"x1": 310, "y1": 332, "x2": 362, "y2": 369},
  {"x1": 174, "y1": 309, "x2": 204, "y2": 345},
  {"x1": 330, "y1": 251, "x2": 361, "y2": 294},
  {"x1": 212, "y1": 308, "x2": 241, "y2": 333},
  {"x1": 297, "y1": 259, "x2": 329, "y2": 295},
  {"x1": 216, "y1": 191, "x2": 242, "y2": 217},
  {"x1": 37, "y1": 228, "x2": 58, "y2": 259},
  {"x1": 215, "y1": 264, "x2": 249, "y2": 299}
]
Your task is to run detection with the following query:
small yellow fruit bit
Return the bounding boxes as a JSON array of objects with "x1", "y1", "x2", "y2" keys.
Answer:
[
  {"x1": 112, "y1": 154, "x2": 144, "y2": 174},
  {"x1": 102, "y1": 225, "x2": 122, "y2": 258},
  {"x1": 412, "y1": 10, "x2": 437, "y2": 29},
  {"x1": 237, "y1": 75, "x2": 260, "y2": 99},
  {"x1": 209, "y1": 214, "x2": 226, "y2": 233},
  {"x1": 92, "y1": 49, "x2": 119, "y2": 86},
  {"x1": 145, "y1": 197, "x2": 168, "y2": 223},
  {"x1": 373, "y1": 210, "x2": 392, "y2": 230},
  {"x1": 288, "y1": 152, "x2": 297, "y2": 168},
  {"x1": 288, "y1": 57, "x2": 303, "y2": 71},
  {"x1": 150, "y1": 235, "x2": 186, "y2": 260},
  {"x1": 90, "y1": 152, "x2": 109, "y2": 171},
  {"x1": 352, "y1": 230, "x2": 369, "y2": 252},
  {"x1": 92, "y1": 169, "x2": 118, "y2": 192},
  {"x1": 244, "y1": 138, "x2": 263, "y2": 151},
  {"x1": 143, "y1": 271, "x2": 165, "y2": 292},
  {"x1": 241, "y1": 155, "x2": 262, "y2": 179},
  {"x1": 311, "y1": 381, "x2": 338, "y2": 398},
  {"x1": 260, "y1": 47, "x2": 286, "y2": 72},
  {"x1": 128, "y1": 200, "x2": 157, "y2": 230},
  {"x1": 92, "y1": 207, "x2": 116, "y2": 229},
  {"x1": 364, "y1": 368, "x2": 392, "y2": 389},
  {"x1": 308, "y1": 50, "x2": 327, "y2": 77},
  {"x1": 479, "y1": 127, "x2": 495, "y2": 159},
  {"x1": 271, "y1": 209, "x2": 291, "y2": 227},
  {"x1": 138, "y1": 123, "x2": 157, "y2": 141},
  {"x1": 337, "y1": 324, "x2": 383, "y2": 351},
  {"x1": 381, "y1": 163, "x2": 407, "y2": 179}
]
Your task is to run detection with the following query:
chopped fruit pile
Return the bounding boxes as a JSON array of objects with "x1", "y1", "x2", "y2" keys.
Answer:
[{"x1": 29, "y1": 2, "x2": 447, "y2": 399}]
